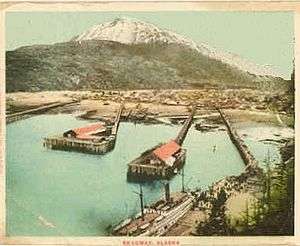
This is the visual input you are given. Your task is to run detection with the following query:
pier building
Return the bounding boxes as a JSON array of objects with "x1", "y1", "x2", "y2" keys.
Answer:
[
  {"x1": 127, "y1": 106, "x2": 196, "y2": 181},
  {"x1": 43, "y1": 103, "x2": 124, "y2": 154}
]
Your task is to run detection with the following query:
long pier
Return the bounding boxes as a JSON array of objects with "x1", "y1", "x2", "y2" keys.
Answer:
[
  {"x1": 111, "y1": 103, "x2": 124, "y2": 135},
  {"x1": 175, "y1": 106, "x2": 196, "y2": 145},
  {"x1": 218, "y1": 108, "x2": 258, "y2": 168},
  {"x1": 6, "y1": 101, "x2": 78, "y2": 124}
]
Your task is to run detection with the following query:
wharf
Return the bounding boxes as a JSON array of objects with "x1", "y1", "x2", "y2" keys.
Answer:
[
  {"x1": 43, "y1": 135, "x2": 116, "y2": 154},
  {"x1": 218, "y1": 108, "x2": 258, "y2": 168},
  {"x1": 127, "y1": 143, "x2": 187, "y2": 181},
  {"x1": 127, "y1": 106, "x2": 196, "y2": 181},
  {"x1": 43, "y1": 103, "x2": 124, "y2": 154}
]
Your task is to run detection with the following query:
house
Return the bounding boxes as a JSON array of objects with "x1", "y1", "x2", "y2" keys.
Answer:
[{"x1": 63, "y1": 123, "x2": 108, "y2": 140}]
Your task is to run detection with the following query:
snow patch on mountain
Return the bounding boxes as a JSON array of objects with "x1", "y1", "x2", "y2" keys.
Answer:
[{"x1": 73, "y1": 17, "x2": 284, "y2": 78}]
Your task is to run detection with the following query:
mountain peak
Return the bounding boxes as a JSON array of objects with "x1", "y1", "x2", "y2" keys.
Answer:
[
  {"x1": 73, "y1": 17, "x2": 284, "y2": 78},
  {"x1": 73, "y1": 17, "x2": 182, "y2": 45}
]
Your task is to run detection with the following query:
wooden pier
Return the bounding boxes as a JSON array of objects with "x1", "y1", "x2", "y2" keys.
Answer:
[
  {"x1": 111, "y1": 103, "x2": 124, "y2": 135},
  {"x1": 6, "y1": 101, "x2": 78, "y2": 124},
  {"x1": 218, "y1": 108, "x2": 258, "y2": 168},
  {"x1": 127, "y1": 146, "x2": 187, "y2": 181},
  {"x1": 44, "y1": 103, "x2": 124, "y2": 155},
  {"x1": 175, "y1": 107, "x2": 196, "y2": 145},
  {"x1": 127, "y1": 106, "x2": 196, "y2": 181},
  {"x1": 43, "y1": 135, "x2": 116, "y2": 154}
]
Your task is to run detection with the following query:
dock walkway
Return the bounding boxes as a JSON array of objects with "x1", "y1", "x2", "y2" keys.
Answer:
[
  {"x1": 6, "y1": 101, "x2": 78, "y2": 124},
  {"x1": 111, "y1": 103, "x2": 124, "y2": 135},
  {"x1": 175, "y1": 106, "x2": 196, "y2": 145},
  {"x1": 218, "y1": 108, "x2": 258, "y2": 168}
]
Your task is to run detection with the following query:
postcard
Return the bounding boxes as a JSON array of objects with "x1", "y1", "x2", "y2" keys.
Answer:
[{"x1": 0, "y1": 1, "x2": 299, "y2": 245}]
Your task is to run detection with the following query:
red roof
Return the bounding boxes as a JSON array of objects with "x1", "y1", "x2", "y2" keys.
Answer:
[
  {"x1": 73, "y1": 123, "x2": 106, "y2": 136},
  {"x1": 153, "y1": 140, "x2": 180, "y2": 161},
  {"x1": 76, "y1": 134, "x2": 97, "y2": 140}
]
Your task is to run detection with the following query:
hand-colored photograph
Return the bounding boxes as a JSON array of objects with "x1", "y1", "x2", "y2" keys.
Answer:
[{"x1": 5, "y1": 11, "x2": 295, "y2": 238}]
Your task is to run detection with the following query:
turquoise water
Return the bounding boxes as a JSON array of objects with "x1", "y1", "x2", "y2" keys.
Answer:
[{"x1": 6, "y1": 114, "x2": 278, "y2": 236}]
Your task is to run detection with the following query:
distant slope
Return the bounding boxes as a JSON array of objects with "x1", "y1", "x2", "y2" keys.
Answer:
[
  {"x1": 73, "y1": 17, "x2": 284, "y2": 78},
  {"x1": 6, "y1": 40, "x2": 288, "y2": 92}
]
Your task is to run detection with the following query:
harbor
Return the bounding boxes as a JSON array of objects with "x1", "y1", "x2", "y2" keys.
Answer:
[
  {"x1": 111, "y1": 107, "x2": 266, "y2": 236},
  {"x1": 6, "y1": 103, "x2": 287, "y2": 237},
  {"x1": 8, "y1": 113, "x2": 261, "y2": 236},
  {"x1": 5, "y1": 84, "x2": 292, "y2": 237}
]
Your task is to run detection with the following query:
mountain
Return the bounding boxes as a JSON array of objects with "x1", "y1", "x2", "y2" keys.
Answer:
[
  {"x1": 6, "y1": 17, "x2": 289, "y2": 92},
  {"x1": 73, "y1": 17, "x2": 283, "y2": 78}
]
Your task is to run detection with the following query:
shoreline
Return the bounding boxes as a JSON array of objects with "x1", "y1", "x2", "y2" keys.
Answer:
[{"x1": 6, "y1": 89, "x2": 294, "y2": 127}]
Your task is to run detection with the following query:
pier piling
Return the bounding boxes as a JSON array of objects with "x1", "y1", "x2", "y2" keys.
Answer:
[
  {"x1": 218, "y1": 108, "x2": 258, "y2": 168},
  {"x1": 175, "y1": 106, "x2": 196, "y2": 146}
]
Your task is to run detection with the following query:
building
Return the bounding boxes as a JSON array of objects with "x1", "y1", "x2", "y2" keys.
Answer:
[
  {"x1": 63, "y1": 123, "x2": 110, "y2": 141},
  {"x1": 127, "y1": 140, "x2": 186, "y2": 180},
  {"x1": 127, "y1": 106, "x2": 195, "y2": 181},
  {"x1": 152, "y1": 140, "x2": 182, "y2": 167},
  {"x1": 44, "y1": 104, "x2": 124, "y2": 154}
]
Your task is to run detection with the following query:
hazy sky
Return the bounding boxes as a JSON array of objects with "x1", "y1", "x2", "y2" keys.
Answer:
[{"x1": 6, "y1": 11, "x2": 294, "y2": 78}]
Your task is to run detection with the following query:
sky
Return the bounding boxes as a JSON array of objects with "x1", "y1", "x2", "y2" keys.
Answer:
[{"x1": 5, "y1": 11, "x2": 294, "y2": 79}]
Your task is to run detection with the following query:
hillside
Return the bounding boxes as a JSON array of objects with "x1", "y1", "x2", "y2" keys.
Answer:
[
  {"x1": 73, "y1": 17, "x2": 284, "y2": 78},
  {"x1": 6, "y1": 40, "x2": 288, "y2": 92}
]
